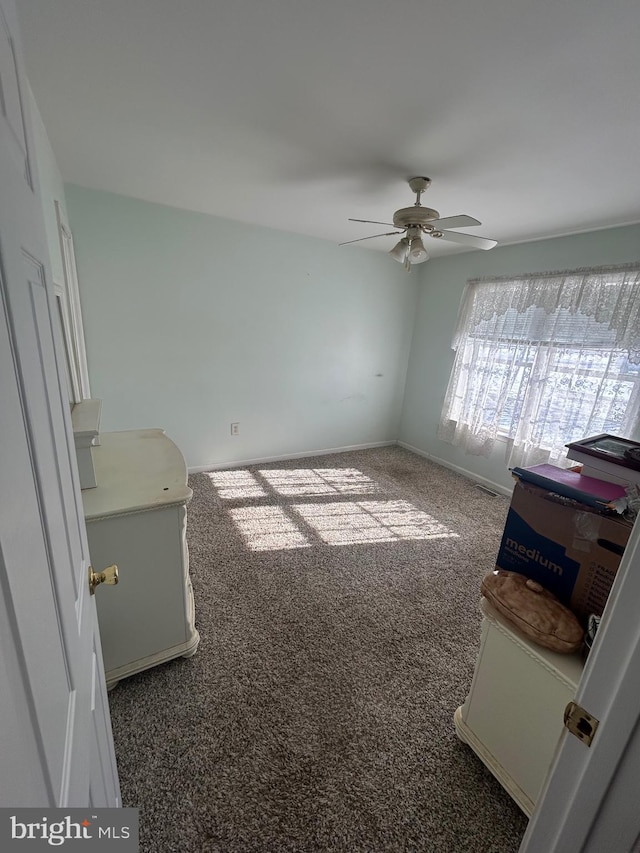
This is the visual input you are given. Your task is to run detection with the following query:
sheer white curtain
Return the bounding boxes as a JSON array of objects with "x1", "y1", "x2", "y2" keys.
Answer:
[{"x1": 438, "y1": 265, "x2": 640, "y2": 468}]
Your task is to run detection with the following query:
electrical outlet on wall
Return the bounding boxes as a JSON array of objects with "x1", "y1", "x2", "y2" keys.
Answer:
[{"x1": 230, "y1": 422, "x2": 239, "y2": 436}]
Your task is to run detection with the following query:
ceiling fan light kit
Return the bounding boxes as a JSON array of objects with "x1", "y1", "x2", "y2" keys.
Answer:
[
  {"x1": 408, "y1": 235, "x2": 428, "y2": 263},
  {"x1": 342, "y1": 176, "x2": 497, "y2": 270},
  {"x1": 388, "y1": 238, "x2": 410, "y2": 263}
]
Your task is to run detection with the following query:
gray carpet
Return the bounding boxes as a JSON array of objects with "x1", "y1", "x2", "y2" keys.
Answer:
[{"x1": 107, "y1": 445, "x2": 528, "y2": 852}]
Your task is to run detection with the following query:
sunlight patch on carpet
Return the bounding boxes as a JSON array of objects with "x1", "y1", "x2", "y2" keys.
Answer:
[
  {"x1": 228, "y1": 506, "x2": 310, "y2": 551},
  {"x1": 206, "y1": 470, "x2": 268, "y2": 499},
  {"x1": 295, "y1": 500, "x2": 459, "y2": 545},
  {"x1": 228, "y1": 498, "x2": 457, "y2": 551},
  {"x1": 258, "y1": 468, "x2": 381, "y2": 497}
]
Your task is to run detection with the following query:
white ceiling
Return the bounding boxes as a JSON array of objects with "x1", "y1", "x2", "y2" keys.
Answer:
[{"x1": 17, "y1": 0, "x2": 640, "y2": 257}]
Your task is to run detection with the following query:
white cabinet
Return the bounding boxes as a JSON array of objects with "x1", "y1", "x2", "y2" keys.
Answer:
[
  {"x1": 454, "y1": 598, "x2": 583, "y2": 816},
  {"x1": 82, "y1": 429, "x2": 200, "y2": 688}
]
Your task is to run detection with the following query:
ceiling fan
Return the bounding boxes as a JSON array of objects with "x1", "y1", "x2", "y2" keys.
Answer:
[{"x1": 341, "y1": 176, "x2": 497, "y2": 270}]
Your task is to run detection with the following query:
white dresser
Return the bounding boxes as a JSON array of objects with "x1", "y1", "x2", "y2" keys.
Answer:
[
  {"x1": 82, "y1": 429, "x2": 200, "y2": 688},
  {"x1": 454, "y1": 598, "x2": 583, "y2": 816}
]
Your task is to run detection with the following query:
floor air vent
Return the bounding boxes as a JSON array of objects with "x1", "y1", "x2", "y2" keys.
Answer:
[{"x1": 475, "y1": 484, "x2": 499, "y2": 497}]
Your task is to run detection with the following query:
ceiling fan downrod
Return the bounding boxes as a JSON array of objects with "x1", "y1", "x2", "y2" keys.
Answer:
[{"x1": 408, "y1": 176, "x2": 431, "y2": 206}]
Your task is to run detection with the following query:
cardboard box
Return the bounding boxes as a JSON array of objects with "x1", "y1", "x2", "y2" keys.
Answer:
[{"x1": 496, "y1": 480, "x2": 633, "y2": 624}]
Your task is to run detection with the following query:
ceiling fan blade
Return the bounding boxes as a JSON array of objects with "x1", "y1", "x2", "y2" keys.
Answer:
[
  {"x1": 348, "y1": 218, "x2": 398, "y2": 228},
  {"x1": 339, "y1": 231, "x2": 402, "y2": 246},
  {"x1": 431, "y1": 215, "x2": 481, "y2": 230},
  {"x1": 435, "y1": 230, "x2": 497, "y2": 250}
]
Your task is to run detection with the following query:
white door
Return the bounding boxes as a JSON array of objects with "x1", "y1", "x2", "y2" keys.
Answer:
[
  {"x1": 519, "y1": 512, "x2": 640, "y2": 852},
  {"x1": 0, "y1": 0, "x2": 120, "y2": 807}
]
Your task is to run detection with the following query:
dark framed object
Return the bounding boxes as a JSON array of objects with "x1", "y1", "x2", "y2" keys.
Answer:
[{"x1": 566, "y1": 434, "x2": 640, "y2": 471}]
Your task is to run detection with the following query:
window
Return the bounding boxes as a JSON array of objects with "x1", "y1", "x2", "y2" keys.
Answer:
[{"x1": 438, "y1": 265, "x2": 640, "y2": 468}]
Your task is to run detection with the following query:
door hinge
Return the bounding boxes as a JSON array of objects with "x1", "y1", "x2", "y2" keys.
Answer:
[{"x1": 564, "y1": 701, "x2": 599, "y2": 747}]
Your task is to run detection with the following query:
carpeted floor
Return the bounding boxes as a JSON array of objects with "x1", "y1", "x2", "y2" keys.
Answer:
[{"x1": 107, "y1": 445, "x2": 528, "y2": 852}]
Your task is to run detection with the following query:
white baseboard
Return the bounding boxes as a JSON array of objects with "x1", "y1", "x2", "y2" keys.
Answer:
[
  {"x1": 188, "y1": 440, "x2": 396, "y2": 474},
  {"x1": 190, "y1": 439, "x2": 514, "y2": 498},
  {"x1": 397, "y1": 441, "x2": 513, "y2": 497}
]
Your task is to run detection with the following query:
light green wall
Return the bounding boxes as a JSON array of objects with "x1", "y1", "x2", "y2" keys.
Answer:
[
  {"x1": 64, "y1": 180, "x2": 640, "y2": 480},
  {"x1": 399, "y1": 224, "x2": 640, "y2": 493},
  {"x1": 65, "y1": 185, "x2": 418, "y2": 469}
]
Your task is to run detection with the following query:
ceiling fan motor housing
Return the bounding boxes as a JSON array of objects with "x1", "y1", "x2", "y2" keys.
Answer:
[{"x1": 392, "y1": 206, "x2": 440, "y2": 229}]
